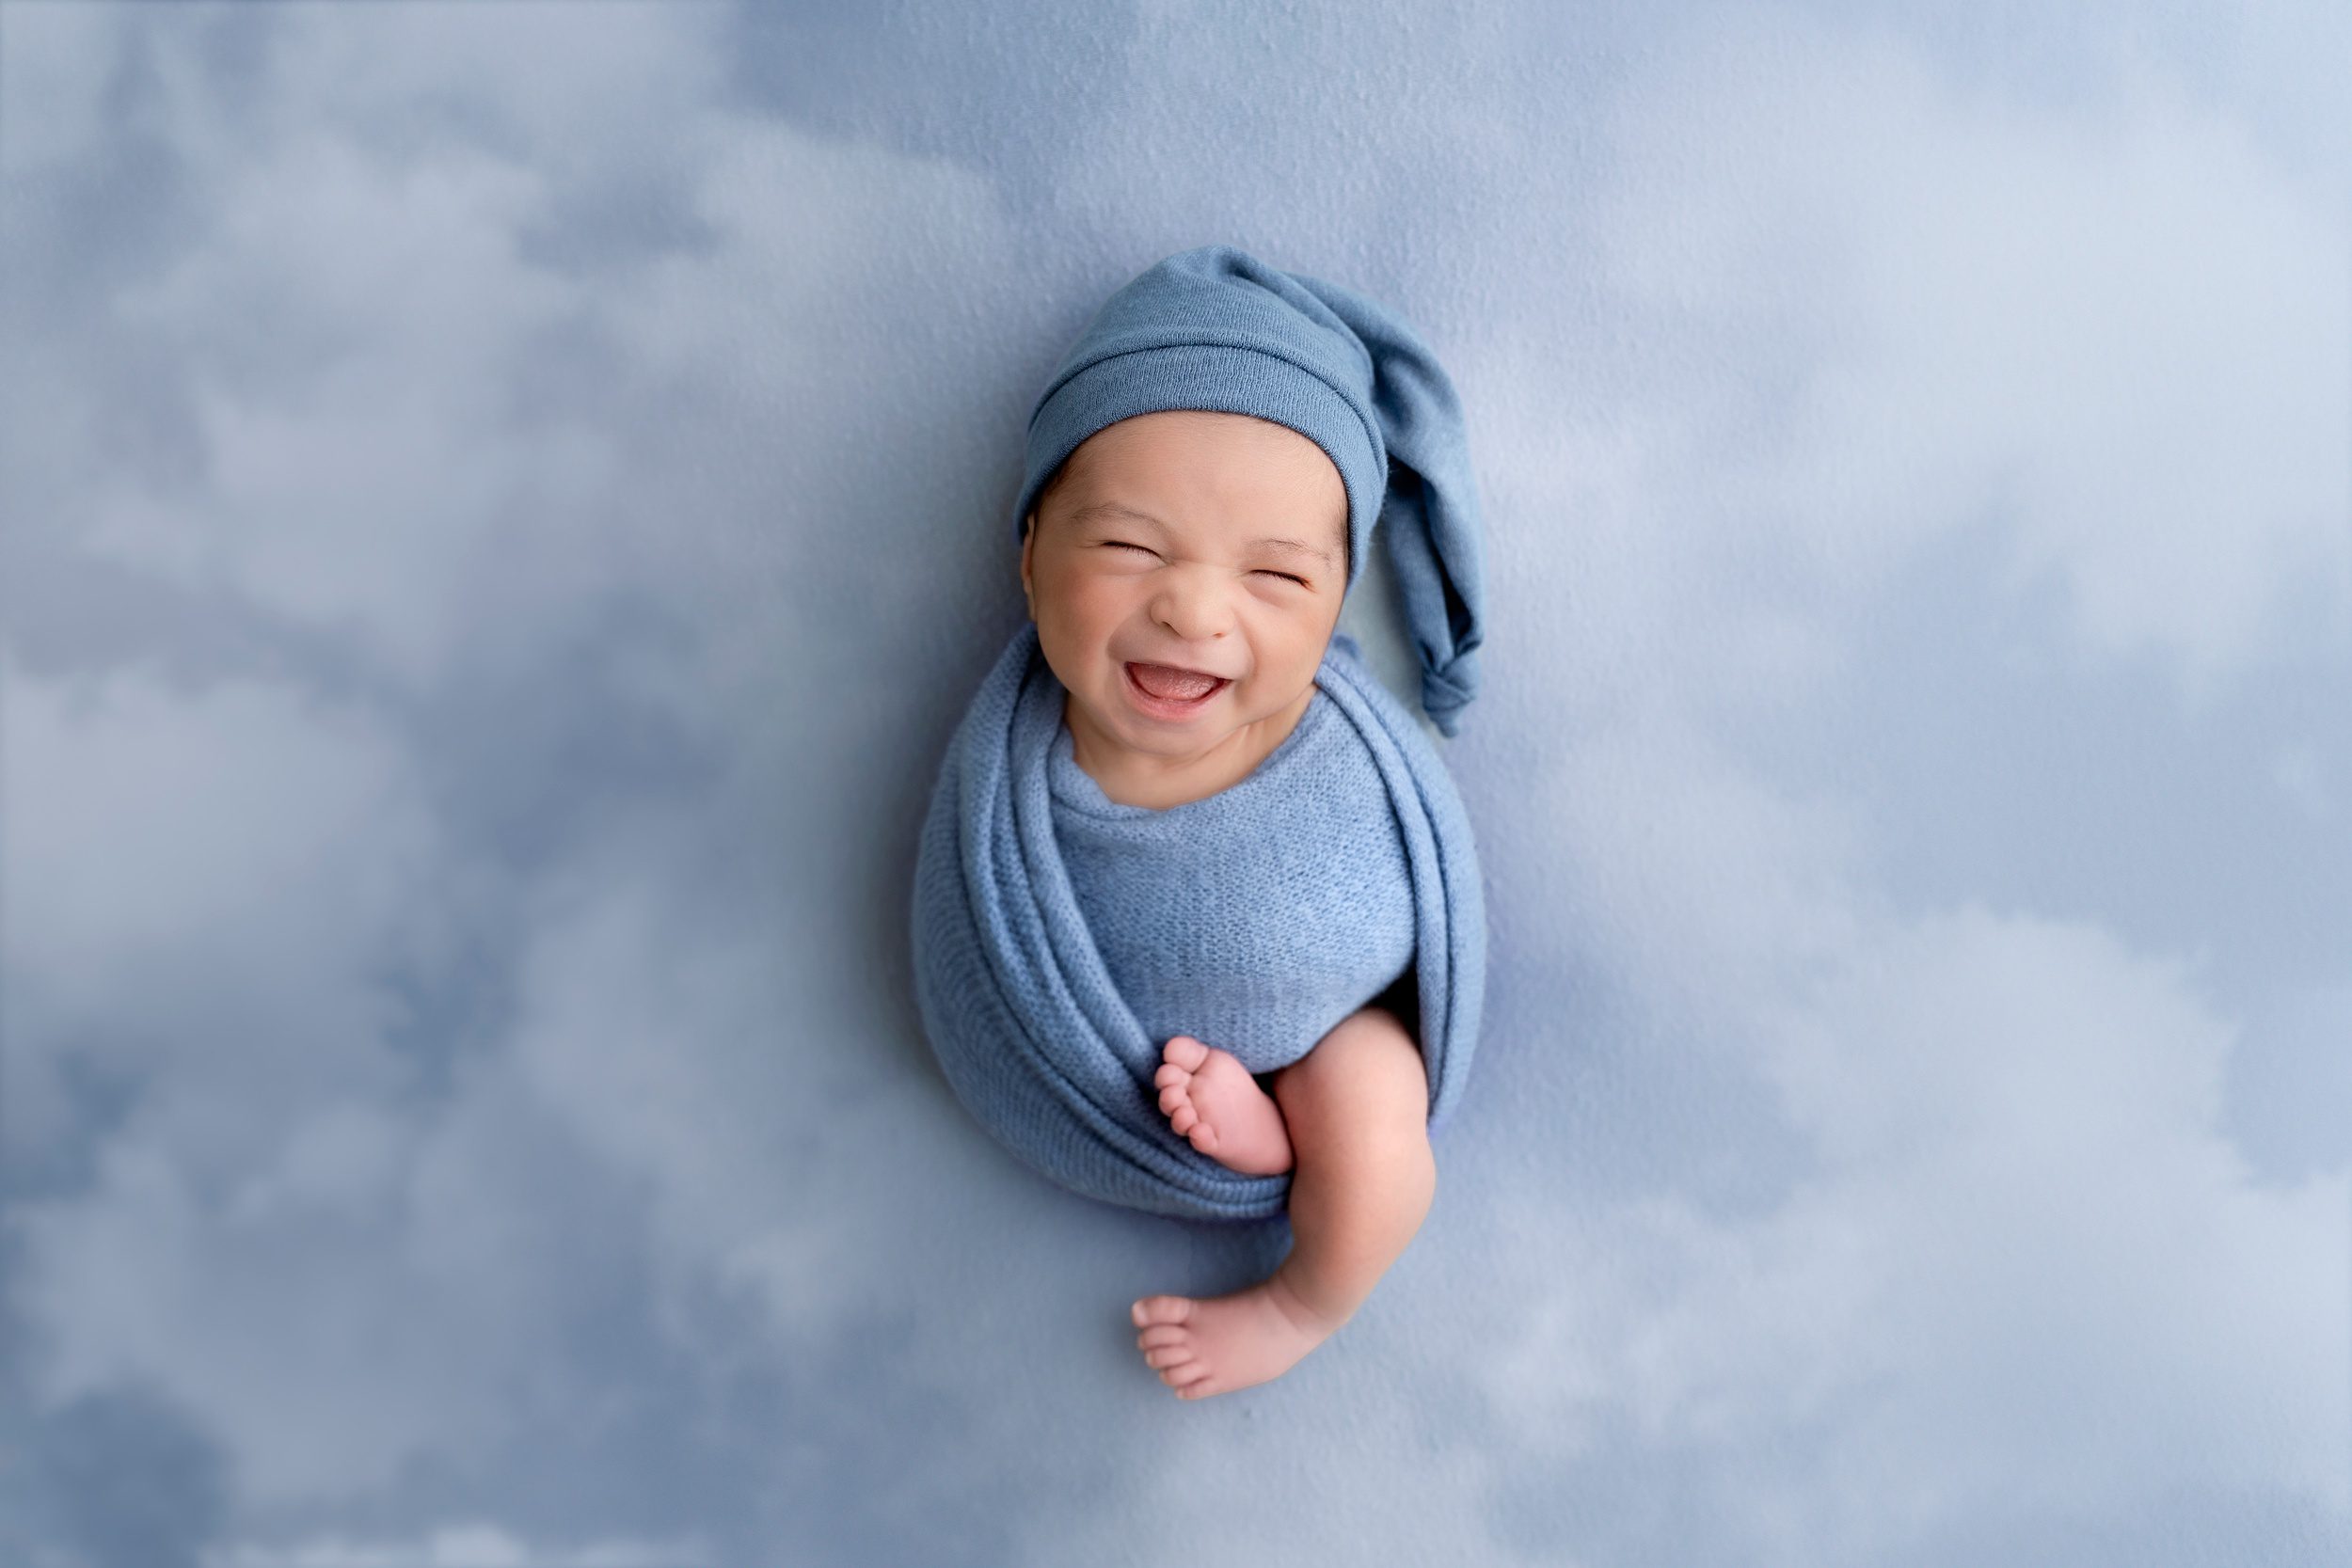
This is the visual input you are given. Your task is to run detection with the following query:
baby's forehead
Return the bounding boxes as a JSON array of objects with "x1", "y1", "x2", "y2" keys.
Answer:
[
  {"x1": 1062, "y1": 495, "x2": 1343, "y2": 566},
  {"x1": 1054, "y1": 463, "x2": 1347, "y2": 540}
]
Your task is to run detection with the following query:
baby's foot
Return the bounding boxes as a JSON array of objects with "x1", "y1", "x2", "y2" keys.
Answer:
[
  {"x1": 1154, "y1": 1036, "x2": 1295, "y2": 1175},
  {"x1": 1132, "y1": 1277, "x2": 1342, "y2": 1400}
]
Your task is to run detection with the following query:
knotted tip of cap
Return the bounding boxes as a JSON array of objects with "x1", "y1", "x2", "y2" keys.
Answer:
[{"x1": 1420, "y1": 650, "x2": 1480, "y2": 738}]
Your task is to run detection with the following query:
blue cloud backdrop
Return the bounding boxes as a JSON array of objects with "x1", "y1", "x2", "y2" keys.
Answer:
[{"x1": 2, "y1": 3, "x2": 2345, "y2": 1564}]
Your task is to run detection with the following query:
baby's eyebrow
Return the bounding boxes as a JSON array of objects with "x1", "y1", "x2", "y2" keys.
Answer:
[{"x1": 1066, "y1": 500, "x2": 1337, "y2": 568}]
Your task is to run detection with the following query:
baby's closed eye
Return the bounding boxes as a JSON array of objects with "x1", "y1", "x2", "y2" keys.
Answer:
[{"x1": 1103, "y1": 541, "x2": 1308, "y2": 587}]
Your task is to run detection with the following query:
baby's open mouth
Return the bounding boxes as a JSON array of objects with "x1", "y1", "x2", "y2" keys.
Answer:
[{"x1": 1126, "y1": 662, "x2": 1229, "y2": 704}]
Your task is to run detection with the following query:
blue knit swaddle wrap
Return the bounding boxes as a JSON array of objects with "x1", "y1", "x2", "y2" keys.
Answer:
[
  {"x1": 910, "y1": 244, "x2": 1491, "y2": 1221},
  {"x1": 913, "y1": 623, "x2": 1486, "y2": 1222},
  {"x1": 1050, "y1": 648, "x2": 1417, "y2": 1078}
]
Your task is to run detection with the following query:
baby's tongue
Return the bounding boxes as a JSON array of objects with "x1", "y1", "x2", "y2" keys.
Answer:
[{"x1": 1130, "y1": 662, "x2": 1220, "y2": 701}]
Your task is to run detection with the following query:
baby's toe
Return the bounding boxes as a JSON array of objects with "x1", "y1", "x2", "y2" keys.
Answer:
[
  {"x1": 1134, "y1": 1295, "x2": 1193, "y2": 1327},
  {"x1": 1162, "y1": 1036, "x2": 1209, "y2": 1069},
  {"x1": 1163, "y1": 1362, "x2": 1215, "y2": 1391}
]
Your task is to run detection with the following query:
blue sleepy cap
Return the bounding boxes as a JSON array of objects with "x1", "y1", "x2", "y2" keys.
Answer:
[{"x1": 1010, "y1": 244, "x2": 1486, "y2": 738}]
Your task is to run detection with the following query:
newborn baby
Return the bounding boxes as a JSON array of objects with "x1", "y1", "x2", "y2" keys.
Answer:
[{"x1": 1020, "y1": 405, "x2": 1438, "y2": 1400}]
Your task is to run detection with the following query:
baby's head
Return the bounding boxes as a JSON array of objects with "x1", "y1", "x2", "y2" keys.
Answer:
[
  {"x1": 1006, "y1": 245, "x2": 1486, "y2": 741},
  {"x1": 1021, "y1": 409, "x2": 1347, "y2": 759}
]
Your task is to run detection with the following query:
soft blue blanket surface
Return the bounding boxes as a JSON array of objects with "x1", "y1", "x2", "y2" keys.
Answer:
[{"x1": 911, "y1": 622, "x2": 1486, "y2": 1222}]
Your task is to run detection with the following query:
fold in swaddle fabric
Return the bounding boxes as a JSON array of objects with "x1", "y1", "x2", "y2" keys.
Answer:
[{"x1": 911, "y1": 623, "x2": 1486, "y2": 1221}]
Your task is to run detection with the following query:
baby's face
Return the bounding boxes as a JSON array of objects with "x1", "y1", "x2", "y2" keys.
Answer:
[{"x1": 1021, "y1": 410, "x2": 1348, "y2": 761}]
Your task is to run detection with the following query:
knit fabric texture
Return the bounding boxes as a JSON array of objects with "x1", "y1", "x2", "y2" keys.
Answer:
[
  {"x1": 1049, "y1": 671, "x2": 1415, "y2": 1078},
  {"x1": 911, "y1": 623, "x2": 1486, "y2": 1222},
  {"x1": 1009, "y1": 244, "x2": 1488, "y2": 737}
]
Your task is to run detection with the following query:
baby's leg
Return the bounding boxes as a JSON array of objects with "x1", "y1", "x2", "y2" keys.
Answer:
[{"x1": 1133, "y1": 1005, "x2": 1435, "y2": 1400}]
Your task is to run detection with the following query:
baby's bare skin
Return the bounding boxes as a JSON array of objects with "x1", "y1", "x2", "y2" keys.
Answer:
[
  {"x1": 1154, "y1": 1036, "x2": 1295, "y2": 1174},
  {"x1": 1135, "y1": 1004, "x2": 1435, "y2": 1400}
]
